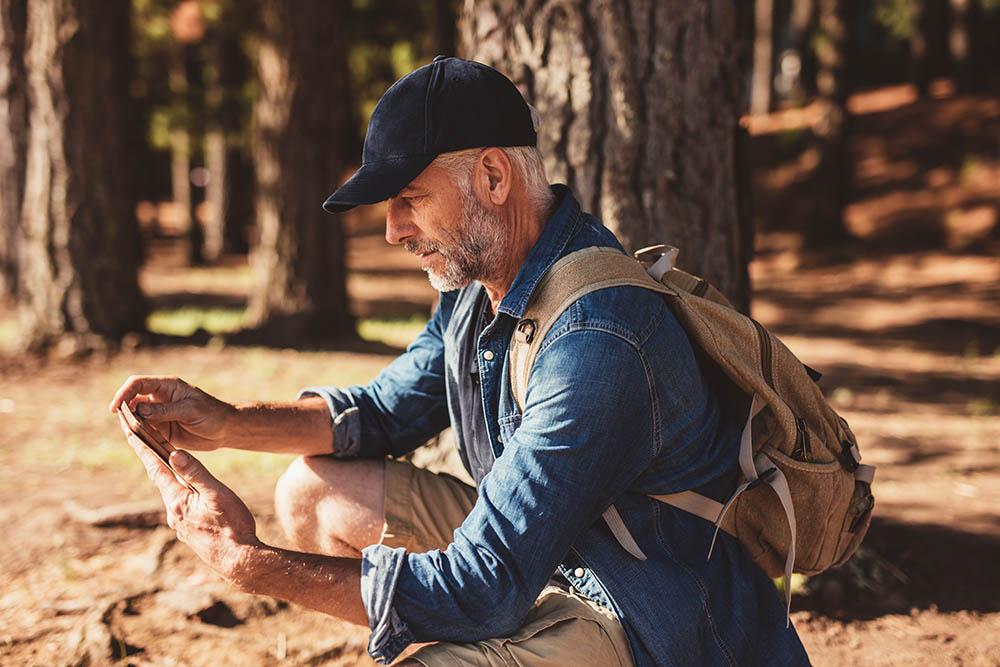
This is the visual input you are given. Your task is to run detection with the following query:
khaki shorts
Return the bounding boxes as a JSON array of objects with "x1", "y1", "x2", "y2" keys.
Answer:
[{"x1": 381, "y1": 459, "x2": 635, "y2": 667}]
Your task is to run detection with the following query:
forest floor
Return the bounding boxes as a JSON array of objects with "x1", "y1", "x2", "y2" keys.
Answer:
[{"x1": 2, "y1": 84, "x2": 999, "y2": 666}]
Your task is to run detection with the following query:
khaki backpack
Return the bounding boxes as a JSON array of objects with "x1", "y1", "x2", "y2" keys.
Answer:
[{"x1": 509, "y1": 245, "x2": 876, "y2": 619}]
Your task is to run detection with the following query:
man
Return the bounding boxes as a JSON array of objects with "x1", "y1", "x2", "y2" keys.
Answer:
[{"x1": 110, "y1": 57, "x2": 808, "y2": 666}]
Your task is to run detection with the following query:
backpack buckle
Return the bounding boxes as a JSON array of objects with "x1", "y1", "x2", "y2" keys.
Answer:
[
  {"x1": 634, "y1": 244, "x2": 669, "y2": 262},
  {"x1": 840, "y1": 440, "x2": 860, "y2": 472},
  {"x1": 515, "y1": 319, "x2": 537, "y2": 344},
  {"x1": 746, "y1": 467, "x2": 778, "y2": 490}
]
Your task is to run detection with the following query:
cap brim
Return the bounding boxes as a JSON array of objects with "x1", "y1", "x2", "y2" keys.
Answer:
[{"x1": 322, "y1": 154, "x2": 436, "y2": 213}]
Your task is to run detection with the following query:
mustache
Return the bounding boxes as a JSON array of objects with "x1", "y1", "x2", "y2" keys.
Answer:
[{"x1": 405, "y1": 239, "x2": 442, "y2": 255}]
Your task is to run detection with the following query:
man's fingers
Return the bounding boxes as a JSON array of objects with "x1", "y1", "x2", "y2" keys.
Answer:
[
  {"x1": 169, "y1": 450, "x2": 219, "y2": 496},
  {"x1": 108, "y1": 375, "x2": 185, "y2": 414},
  {"x1": 124, "y1": 431, "x2": 186, "y2": 498},
  {"x1": 134, "y1": 397, "x2": 197, "y2": 424}
]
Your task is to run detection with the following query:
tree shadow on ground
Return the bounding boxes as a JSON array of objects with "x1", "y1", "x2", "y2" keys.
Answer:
[
  {"x1": 750, "y1": 91, "x2": 1000, "y2": 259},
  {"x1": 757, "y1": 277, "x2": 1000, "y2": 358},
  {"x1": 149, "y1": 292, "x2": 248, "y2": 310},
  {"x1": 815, "y1": 363, "x2": 1000, "y2": 407},
  {"x1": 795, "y1": 517, "x2": 1000, "y2": 621},
  {"x1": 143, "y1": 327, "x2": 407, "y2": 356},
  {"x1": 148, "y1": 290, "x2": 429, "y2": 322}
]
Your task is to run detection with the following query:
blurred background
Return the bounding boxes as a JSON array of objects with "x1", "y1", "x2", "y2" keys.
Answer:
[{"x1": 1, "y1": 1, "x2": 998, "y2": 665}]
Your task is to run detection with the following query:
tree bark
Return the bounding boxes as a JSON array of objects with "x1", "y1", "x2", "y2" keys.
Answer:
[
  {"x1": 18, "y1": 0, "x2": 145, "y2": 349},
  {"x1": 0, "y1": 0, "x2": 26, "y2": 300},
  {"x1": 948, "y1": 0, "x2": 985, "y2": 92},
  {"x1": 909, "y1": 0, "x2": 930, "y2": 97},
  {"x1": 751, "y1": 0, "x2": 774, "y2": 115},
  {"x1": 247, "y1": 0, "x2": 354, "y2": 338},
  {"x1": 806, "y1": 0, "x2": 851, "y2": 248},
  {"x1": 460, "y1": 0, "x2": 752, "y2": 311},
  {"x1": 203, "y1": 129, "x2": 253, "y2": 259},
  {"x1": 432, "y1": 0, "x2": 458, "y2": 57},
  {"x1": 790, "y1": 0, "x2": 817, "y2": 98},
  {"x1": 203, "y1": 18, "x2": 252, "y2": 260},
  {"x1": 168, "y1": 42, "x2": 205, "y2": 265},
  {"x1": 948, "y1": 0, "x2": 970, "y2": 91}
]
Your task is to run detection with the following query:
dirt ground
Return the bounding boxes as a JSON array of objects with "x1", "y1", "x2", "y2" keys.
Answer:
[{"x1": 2, "y1": 86, "x2": 999, "y2": 666}]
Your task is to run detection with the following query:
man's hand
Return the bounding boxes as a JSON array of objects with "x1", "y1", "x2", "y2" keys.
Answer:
[
  {"x1": 119, "y1": 422, "x2": 367, "y2": 626},
  {"x1": 121, "y1": 425, "x2": 260, "y2": 584},
  {"x1": 110, "y1": 376, "x2": 235, "y2": 452}
]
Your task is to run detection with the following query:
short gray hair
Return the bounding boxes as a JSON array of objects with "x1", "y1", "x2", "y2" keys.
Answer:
[{"x1": 433, "y1": 145, "x2": 555, "y2": 216}]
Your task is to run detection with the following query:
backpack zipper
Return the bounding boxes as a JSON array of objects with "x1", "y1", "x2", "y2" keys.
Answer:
[
  {"x1": 793, "y1": 416, "x2": 812, "y2": 461},
  {"x1": 753, "y1": 319, "x2": 811, "y2": 461}
]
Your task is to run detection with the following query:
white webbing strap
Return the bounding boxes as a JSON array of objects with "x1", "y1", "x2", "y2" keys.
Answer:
[
  {"x1": 645, "y1": 246, "x2": 679, "y2": 281},
  {"x1": 705, "y1": 477, "x2": 754, "y2": 561},
  {"x1": 606, "y1": 390, "x2": 810, "y2": 626},
  {"x1": 613, "y1": 394, "x2": 769, "y2": 560},
  {"x1": 649, "y1": 490, "x2": 723, "y2": 523},
  {"x1": 702, "y1": 393, "x2": 767, "y2": 558},
  {"x1": 602, "y1": 505, "x2": 648, "y2": 560},
  {"x1": 706, "y1": 395, "x2": 797, "y2": 625},
  {"x1": 855, "y1": 463, "x2": 876, "y2": 484},
  {"x1": 753, "y1": 453, "x2": 797, "y2": 626},
  {"x1": 739, "y1": 394, "x2": 766, "y2": 481}
]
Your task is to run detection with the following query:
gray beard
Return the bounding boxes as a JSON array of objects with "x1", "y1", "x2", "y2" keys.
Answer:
[{"x1": 410, "y1": 191, "x2": 507, "y2": 293}]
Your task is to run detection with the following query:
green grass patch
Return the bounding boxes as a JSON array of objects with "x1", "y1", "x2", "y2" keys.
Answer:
[
  {"x1": 967, "y1": 398, "x2": 998, "y2": 417},
  {"x1": 357, "y1": 314, "x2": 428, "y2": 349},
  {"x1": 147, "y1": 307, "x2": 246, "y2": 337},
  {"x1": 146, "y1": 307, "x2": 428, "y2": 349},
  {"x1": 773, "y1": 572, "x2": 809, "y2": 596}
]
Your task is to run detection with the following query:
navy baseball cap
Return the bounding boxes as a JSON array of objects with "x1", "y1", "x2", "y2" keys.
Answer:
[{"x1": 322, "y1": 56, "x2": 537, "y2": 213}]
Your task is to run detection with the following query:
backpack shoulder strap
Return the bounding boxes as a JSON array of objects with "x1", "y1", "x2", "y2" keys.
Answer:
[
  {"x1": 508, "y1": 247, "x2": 673, "y2": 412},
  {"x1": 508, "y1": 246, "x2": 674, "y2": 562}
]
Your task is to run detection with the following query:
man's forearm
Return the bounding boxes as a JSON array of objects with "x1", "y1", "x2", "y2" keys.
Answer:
[
  {"x1": 230, "y1": 542, "x2": 368, "y2": 626},
  {"x1": 227, "y1": 397, "x2": 336, "y2": 456}
]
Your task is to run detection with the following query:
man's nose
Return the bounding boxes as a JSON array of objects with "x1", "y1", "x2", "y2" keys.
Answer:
[{"x1": 385, "y1": 199, "x2": 416, "y2": 245}]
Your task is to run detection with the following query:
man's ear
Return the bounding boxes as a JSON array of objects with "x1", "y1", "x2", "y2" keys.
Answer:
[{"x1": 475, "y1": 147, "x2": 513, "y2": 207}]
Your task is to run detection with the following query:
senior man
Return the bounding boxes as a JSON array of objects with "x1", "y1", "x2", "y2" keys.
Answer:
[{"x1": 111, "y1": 57, "x2": 808, "y2": 666}]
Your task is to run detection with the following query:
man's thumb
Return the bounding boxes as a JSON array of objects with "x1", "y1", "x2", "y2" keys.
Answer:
[{"x1": 169, "y1": 450, "x2": 214, "y2": 492}]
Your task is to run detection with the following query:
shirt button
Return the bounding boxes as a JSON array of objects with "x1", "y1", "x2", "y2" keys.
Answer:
[
  {"x1": 482, "y1": 350, "x2": 495, "y2": 361},
  {"x1": 573, "y1": 567, "x2": 585, "y2": 578}
]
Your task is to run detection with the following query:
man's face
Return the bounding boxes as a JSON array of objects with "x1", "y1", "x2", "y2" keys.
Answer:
[{"x1": 385, "y1": 160, "x2": 506, "y2": 292}]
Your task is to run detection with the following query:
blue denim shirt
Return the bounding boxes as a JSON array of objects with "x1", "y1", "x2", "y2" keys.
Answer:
[{"x1": 302, "y1": 186, "x2": 809, "y2": 666}]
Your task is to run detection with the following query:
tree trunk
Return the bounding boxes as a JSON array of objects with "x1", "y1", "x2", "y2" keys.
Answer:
[
  {"x1": 948, "y1": 0, "x2": 970, "y2": 92},
  {"x1": 0, "y1": 0, "x2": 26, "y2": 300},
  {"x1": 18, "y1": 0, "x2": 145, "y2": 350},
  {"x1": 460, "y1": 0, "x2": 753, "y2": 311},
  {"x1": 806, "y1": 0, "x2": 851, "y2": 248},
  {"x1": 204, "y1": 130, "x2": 253, "y2": 259},
  {"x1": 247, "y1": 0, "x2": 354, "y2": 338},
  {"x1": 168, "y1": 42, "x2": 205, "y2": 265},
  {"x1": 909, "y1": 0, "x2": 930, "y2": 97},
  {"x1": 432, "y1": 0, "x2": 458, "y2": 56},
  {"x1": 203, "y1": 20, "x2": 252, "y2": 260},
  {"x1": 948, "y1": 0, "x2": 984, "y2": 92},
  {"x1": 751, "y1": 0, "x2": 774, "y2": 115},
  {"x1": 790, "y1": 0, "x2": 817, "y2": 98}
]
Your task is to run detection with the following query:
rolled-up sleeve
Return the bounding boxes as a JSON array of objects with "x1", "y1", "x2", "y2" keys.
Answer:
[
  {"x1": 360, "y1": 545, "x2": 414, "y2": 663},
  {"x1": 361, "y1": 328, "x2": 657, "y2": 663},
  {"x1": 298, "y1": 292, "x2": 456, "y2": 459}
]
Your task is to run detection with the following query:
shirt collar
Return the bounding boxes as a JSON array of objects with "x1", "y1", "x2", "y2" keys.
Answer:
[{"x1": 497, "y1": 184, "x2": 583, "y2": 319}]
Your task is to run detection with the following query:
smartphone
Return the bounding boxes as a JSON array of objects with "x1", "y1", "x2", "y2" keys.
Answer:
[{"x1": 118, "y1": 401, "x2": 197, "y2": 493}]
